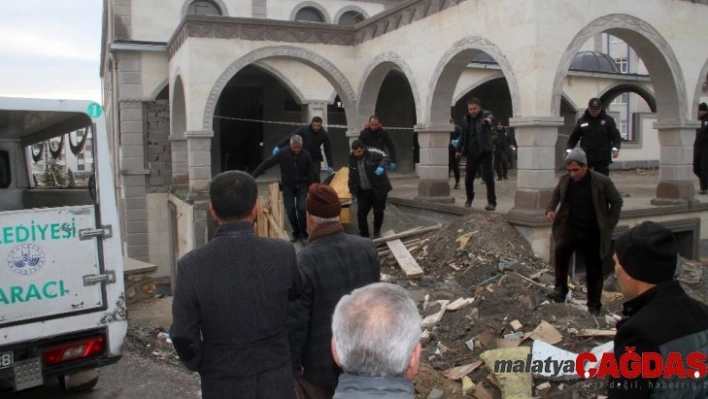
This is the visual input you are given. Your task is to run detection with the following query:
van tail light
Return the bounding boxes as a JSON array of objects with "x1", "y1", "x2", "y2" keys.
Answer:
[{"x1": 42, "y1": 336, "x2": 105, "y2": 367}]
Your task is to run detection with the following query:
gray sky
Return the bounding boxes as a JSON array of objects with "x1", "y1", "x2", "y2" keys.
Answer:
[{"x1": 0, "y1": 1, "x2": 103, "y2": 102}]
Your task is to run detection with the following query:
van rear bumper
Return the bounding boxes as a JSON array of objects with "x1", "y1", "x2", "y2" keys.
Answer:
[{"x1": 0, "y1": 327, "x2": 121, "y2": 391}]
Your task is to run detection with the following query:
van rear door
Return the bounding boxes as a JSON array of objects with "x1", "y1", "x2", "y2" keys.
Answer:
[{"x1": 0, "y1": 204, "x2": 112, "y2": 326}]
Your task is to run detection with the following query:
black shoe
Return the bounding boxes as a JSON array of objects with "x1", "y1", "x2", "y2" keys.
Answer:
[
  {"x1": 548, "y1": 287, "x2": 567, "y2": 302},
  {"x1": 503, "y1": 176, "x2": 508, "y2": 180},
  {"x1": 373, "y1": 231, "x2": 381, "y2": 239},
  {"x1": 497, "y1": 177, "x2": 502, "y2": 181},
  {"x1": 588, "y1": 306, "x2": 601, "y2": 316},
  {"x1": 301, "y1": 232, "x2": 309, "y2": 241},
  {"x1": 290, "y1": 234, "x2": 300, "y2": 243},
  {"x1": 484, "y1": 203, "x2": 496, "y2": 211},
  {"x1": 360, "y1": 233, "x2": 370, "y2": 238},
  {"x1": 464, "y1": 200, "x2": 471, "y2": 208},
  {"x1": 700, "y1": 190, "x2": 708, "y2": 195},
  {"x1": 453, "y1": 184, "x2": 460, "y2": 189}
]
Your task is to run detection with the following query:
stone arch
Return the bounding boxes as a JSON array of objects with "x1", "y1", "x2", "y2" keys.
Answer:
[
  {"x1": 357, "y1": 52, "x2": 422, "y2": 128},
  {"x1": 203, "y1": 46, "x2": 356, "y2": 131},
  {"x1": 171, "y1": 74, "x2": 187, "y2": 135},
  {"x1": 180, "y1": 0, "x2": 229, "y2": 18},
  {"x1": 561, "y1": 93, "x2": 579, "y2": 113},
  {"x1": 692, "y1": 57, "x2": 708, "y2": 118},
  {"x1": 251, "y1": 61, "x2": 306, "y2": 104},
  {"x1": 333, "y1": 5, "x2": 369, "y2": 25},
  {"x1": 290, "y1": 1, "x2": 331, "y2": 23},
  {"x1": 551, "y1": 14, "x2": 686, "y2": 121},
  {"x1": 597, "y1": 82, "x2": 657, "y2": 113},
  {"x1": 427, "y1": 36, "x2": 520, "y2": 126},
  {"x1": 452, "y1": 72, "x2": 505, "y2": 105},
  {"x1": 148, "y1": 78, "x2": 169, "y2": 101}
]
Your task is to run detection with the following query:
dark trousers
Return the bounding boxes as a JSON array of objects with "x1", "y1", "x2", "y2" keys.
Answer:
[
  {"x1": 356, "y1": 189, "x2": 386, "y2": 237},
  {"x1": 588, "y1": 162, "x2": 610, "y2": 176},
  {"x1": 201, "y1": 363, "x2": 296, "y2": 399},
  {"x1": 448, "y1": 150, "x2": 460, "y2": 185},
  {"x1": 464, "y1": 151, "x2": 496, "y2": 205},
  {"x1": 295, "y1": 376, "x2": 334, "y2": 399},
  {"x1": 493, "y1": 151, "x2": 508, "y2": 179},
  {"x1": 311, "y1": 161, "x2": 322, "y2": 184},
  {"x1": 283, "y1": 185, "x2": 307, "y2": 237},
  {"x1": 553, "y1": 226, "x2": 603, "y2": 309},
  {"x1": 694, "y1": 150, "x2": 708, "y2": 191}
]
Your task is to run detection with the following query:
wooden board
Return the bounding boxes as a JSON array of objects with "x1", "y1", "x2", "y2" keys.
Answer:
[{"x1": 382, "y1": 230, "x2": 424, "y2": 278}]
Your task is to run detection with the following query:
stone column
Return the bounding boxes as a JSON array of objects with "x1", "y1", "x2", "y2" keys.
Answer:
[
  {"x1": 507, "y1": 117, "x2": 564, "y2": 224},
  {"x1": 169, "y1": 131, "x2": 188, "y2": 191},
  {"x1": 119, "y1": 101, "x2": 149, "y2": 261},
  {"x1": 186, "y1": 130, "x2": 214, "y2": 198},
  {"x1": 651, "y1": 120, "x2": 700, "y2": 205},
  {"x1": 414, "y1": 124, "x2": 454, "y2": 203}
]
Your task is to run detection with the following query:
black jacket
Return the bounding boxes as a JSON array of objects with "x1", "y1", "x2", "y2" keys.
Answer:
[
  {"x1": 609, "y1": 281, "x2": 708, "y2": 398},
  {"x1": 251, "y1": 147, "x2": 313, "y2": 188},
  {"x1": 492, "y1": 127, "x2": 516, "y2": 153},
  {"x1": 276, "y1": 124, "x2": 333, "y2": 165},
  {"x1": 456, "y1": 110, "x2": 495, "y2": 156},
  {"x1": 170, "y1": 222, "x2": 301, "y2": 397},
  {"x1": 694, "y1": 114, "x2": 708, "y2": 152},
  {"x1": 567, "y1": 109, "x2": 622, "y2": 165},
  {"x1": 287, "y1": 229, "x2": 381, "y2": 387},
  {"x1": 359, "y1": 128, "x2": 396, "y2": 163},
  {"x1": 348, "y1": 148, "x2": 392, "y2": 200}
]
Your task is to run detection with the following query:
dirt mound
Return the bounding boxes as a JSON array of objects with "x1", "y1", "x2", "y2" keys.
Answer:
[{"x1": 379, "y1": 213, "x2": 627, "y2": 398}]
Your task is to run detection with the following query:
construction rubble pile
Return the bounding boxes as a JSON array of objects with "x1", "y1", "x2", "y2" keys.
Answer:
[{"x1": 377, "y1": 213, "x2": 708, "y2": 399}]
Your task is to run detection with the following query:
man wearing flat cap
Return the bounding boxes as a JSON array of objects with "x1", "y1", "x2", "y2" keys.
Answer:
[
  {"x1": 546, "y1": 147, "x2": 623, "y2": 316},
  {"x1": 287, "y1": 184, "x2": 381, "y2": 398},
  {"x1": 609, "y1": 221, "x2": 708, "y2": 398},
  {"x1": 566, "y1": 97, "x2": 623, "y2": 176},
  {"x1": 693, "y1": 102, "x2": 708, "y2": 194}
]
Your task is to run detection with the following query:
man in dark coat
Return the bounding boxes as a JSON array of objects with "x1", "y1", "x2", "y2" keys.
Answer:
[
  {"x1": 608, "y1": 221, "x2": 708, "y2": 398},
  {"x1": 692, "y1": 102, "x2": 708, "y2": 194},
  {"x1": 274, "y1": 116, "x2": 334, "y2": 183},
  {"x1": 455, "y1": 97, "x2": 497, "y2": 211},
  {"x1": 566, "y1": 97, "x2": 622, "y2": 176},
  {"x1": 288, "y1": 184, "x2": 381, "y2": 398},
  {"x1": 492, "y1": 121, "x2": 516, "y2": 181},
  {"x1": 252, "y1": 135, "x2": 313, "y2": 242},
  {"x1": 348, "y1": 140, "x2": 392, "y2": 239},
  {"x1": 546, "y1": 148, "x2": 623, "y2": 316},
  {"x1": 170, "y1": 171, "x2": 301, "y2": 399},
  {"x1": 359, "y1": 115, "x2": 397, "y2": 172}
]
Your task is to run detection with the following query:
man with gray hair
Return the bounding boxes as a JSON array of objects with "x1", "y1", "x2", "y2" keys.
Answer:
[
  {"x1": 546, "y1": 147, "x2": 623, "y2": 316},
  {"x1": 330, "y1": 283, "x2": 422, "y2": 398},
  {"x1": 252, "y1": 135, "x2": 314, "y2": 242},
  {"x1": 288, "y1": 183, "x2": 380, "y2": 398}
]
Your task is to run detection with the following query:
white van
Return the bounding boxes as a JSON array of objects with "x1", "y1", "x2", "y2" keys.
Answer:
[{"x1": 0, "y1": 97, "x2": 125, "y2": 392}]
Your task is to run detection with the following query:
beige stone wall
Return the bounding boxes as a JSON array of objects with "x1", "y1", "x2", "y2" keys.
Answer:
[{"x1": 147, "y1": 193, "x2": 172, "y2": 277}]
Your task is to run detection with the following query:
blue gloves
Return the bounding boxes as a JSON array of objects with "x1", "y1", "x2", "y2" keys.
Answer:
[
  {"x1": 375, "y1": 167, "x2": 385, "y2": 176},
  {"x1": 451, "y1": 139, "x2": 459, "y2": 148},
  {"x1": 389, "y1": 163, "x2": 397, "y2": 172},
  {"x1": 327, "y1": 167, "x2": 334, "y2": 175},
  {"x1": 272, "y1": 146, "x2": 280, "y2": 156}
]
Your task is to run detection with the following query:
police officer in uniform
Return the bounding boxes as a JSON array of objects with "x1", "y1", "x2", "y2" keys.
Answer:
[{"x1": 566, "y1": 97, "x2": 622, "y2": 176}]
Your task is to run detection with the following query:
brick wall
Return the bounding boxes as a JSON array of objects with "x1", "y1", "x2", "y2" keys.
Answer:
[{"x1": 146, "y1": 99, "x2": 171, "y2": 193}]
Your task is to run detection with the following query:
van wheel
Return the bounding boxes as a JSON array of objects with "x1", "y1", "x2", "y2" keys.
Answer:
[{"x1": 58, "y1": 370, "x2": 99, "y2": 392}]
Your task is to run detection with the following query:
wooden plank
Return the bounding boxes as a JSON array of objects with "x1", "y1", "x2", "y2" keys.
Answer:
[
  {"x1": 576, "y1": 329, "x2": 617, "y2": 337},
  {"x1": 267, "y1": 213, "x2": 288, "y2": 240},
  {"x1": 372, "y1": 223, "x2": 442, "y2": 246},
  {"x1": 383, "y1": 230, "x2": 424, "y2": 278}
]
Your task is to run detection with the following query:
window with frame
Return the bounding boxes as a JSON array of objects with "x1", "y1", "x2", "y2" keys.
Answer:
[
  {"x1": 295, "y1": 7, "x2": 324, "y2": 22},
  {"x1": 338, "y1": 11, "x2": 364, "y2": 25},
  {"x1": 614, "y1": 57, "x2": 628, "y2": 73},
  {"x1": 620, "y1": 121, "x2": 628, "y2": 139},
  {"x1": 187, "y1": 1, "x2": 221, "y2": 16}
]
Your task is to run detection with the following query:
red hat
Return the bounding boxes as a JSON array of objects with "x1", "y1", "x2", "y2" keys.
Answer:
[{"x1": 306, "y1": 184, "x2": 341, "y2": 218}]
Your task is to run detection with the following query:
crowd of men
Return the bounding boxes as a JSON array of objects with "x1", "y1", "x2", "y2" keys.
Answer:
[{"x1": 168, "y1": 98, "x2": 708, "y2": 398}]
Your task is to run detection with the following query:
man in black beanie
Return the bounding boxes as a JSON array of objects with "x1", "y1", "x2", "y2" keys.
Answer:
[
  {"x1": 546, "y1": 147, "x2": 623, "y2": 316},
  {"x1": 608, "y1": 221, "x2": 708, "y2": 398}
]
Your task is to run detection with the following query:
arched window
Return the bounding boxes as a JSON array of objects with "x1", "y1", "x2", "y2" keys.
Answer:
[
  {"x1": 337, "y1": 10, "x2": 364, "y2": 25},
  {"x1": 187, "y1": 1, "x2": 221, "y2": 16},
  {"x1": 295, "y1": 7, "x2": 324, "y2": 22}
]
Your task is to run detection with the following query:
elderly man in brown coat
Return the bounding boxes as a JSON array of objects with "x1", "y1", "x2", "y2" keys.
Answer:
[
  {"x1": 545, "y1": 148, "x2": 623, "y2": 316},
  {"x1": 171, "y1": 171, "x2": 301, "y2": 399}
]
